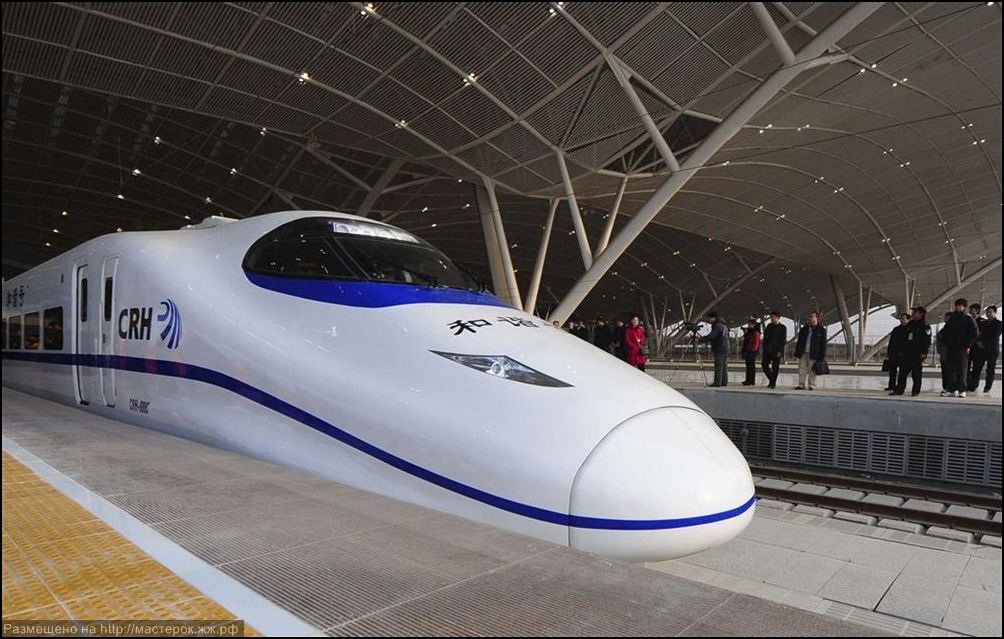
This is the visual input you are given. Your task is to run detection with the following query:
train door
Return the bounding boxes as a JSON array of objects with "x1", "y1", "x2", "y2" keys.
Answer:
[
  {"x1": 75, "y1": 264, "x2": 98, "y2": 405},
  {"x1": 100, "y1": 257, "x2": 118, "y2": 406}
]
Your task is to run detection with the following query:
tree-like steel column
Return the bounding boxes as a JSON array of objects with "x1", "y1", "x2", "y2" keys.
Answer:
[
  {"x1": 548, "y1": 3, "x2": 883, "y2": 326},
  {"x1": 524, "y1": 199, "x2": 560, "y2": 315},
  {"x1": 481, "y1": 177, "x2": 523, "y2": 309}
]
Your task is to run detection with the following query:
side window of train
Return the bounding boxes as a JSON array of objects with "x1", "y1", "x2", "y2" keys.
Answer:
[
  {"x1": 80, "y1": 278, "x2": 88, "y2": 322},
  {"x1": 8, "y1": 316, "x2": 22, "y2": 349},
  {"x1": 247, "y1": 236, "x2": 354, "y2": 279},
  {"x1": 2, "y1": 318, "x2": 6, "y2": 349},
  {"x1": 24, "y1": 312, "x2": 40, "y2": 350},
  {"x1": 44, "y1": 307, "x2": 64, "y2": 350},
  {"x1": 104, "y1": 278, "x2": 113, "y2": 321}
]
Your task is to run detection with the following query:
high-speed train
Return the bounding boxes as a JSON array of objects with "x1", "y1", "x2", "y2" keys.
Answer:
[{"x1": 2, "y1": 210, "x2": 754, "y2": 561}]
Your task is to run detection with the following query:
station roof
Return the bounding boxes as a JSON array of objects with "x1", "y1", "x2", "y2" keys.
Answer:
[{"x1": 3, "y1": 2, "x2": 1001, "y2": 321}]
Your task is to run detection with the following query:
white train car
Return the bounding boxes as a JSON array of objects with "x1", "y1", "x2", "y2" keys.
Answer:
[{"x1": 2, "y1": 210, "x2": 755, "y2": 561}]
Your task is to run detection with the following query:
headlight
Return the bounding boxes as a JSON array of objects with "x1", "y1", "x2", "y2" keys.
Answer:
[{"x1": 431, "y1": 351, "x2": 572, "y2": 387}]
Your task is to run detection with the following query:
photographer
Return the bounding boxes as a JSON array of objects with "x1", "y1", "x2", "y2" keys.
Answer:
[
  {"x1": 761, "y1": 310, "x2": 786, "y2": 389},
  {"x1": 696, "y1": 311, "x2": 730, "y2": 387}
]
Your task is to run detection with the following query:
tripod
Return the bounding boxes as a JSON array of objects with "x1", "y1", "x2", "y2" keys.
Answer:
[{"x1": 691, "y1": 332, "x2": 709, "y2": 386}]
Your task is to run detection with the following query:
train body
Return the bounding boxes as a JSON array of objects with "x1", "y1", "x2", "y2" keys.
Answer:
[{"x1": 2, "y1": 210, "x2": 754, "y2": 561}]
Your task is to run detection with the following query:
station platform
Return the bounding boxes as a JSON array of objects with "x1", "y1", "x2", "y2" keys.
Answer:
[
  {"x1": 647, "y1": 365, "x2": 1002, "y2": 493},
  {"x1": 1, "y1": 387, "x2": 879, "y2": 637},
  {"x1": 650, "y1": 498, "x2": 1002, "y2": 636}
]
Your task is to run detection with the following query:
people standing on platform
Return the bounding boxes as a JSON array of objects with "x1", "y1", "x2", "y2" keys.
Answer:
[
  {"x1": 573, "y1": 320, "x2": 590, "y2": 341},
  {"x1": 891, "y1": 306, "x2": 931, "y2": 396},
  {"x1": 612, "y1": 319, "x2": 627, "y2": 360},
  {"x1": 972, "y1": 305, "x2": 1001, "y2": 393},
  {"x1": 794, "y1": 311, "x2": 827, "y2": 390},
  {"x1": 741, "y1": 317, "x2": 761, "y2": 386},
  {"x1": 761, "y1": 311, "x2": 787, "y2": 389},
  {"x1": 885, "y1": 313, "x2": 911, "y2": 391},
  {"x1": 936, "y1": 311, "x2": 952, "y2": 393},
  {"x1": 624, "y1": 315, "x2": 648, "y2": 372},
  {"x1": 940, "y1": 298, "x2": 978, "y2": 397},
  {"x1": 696, "y1": 311, "x2": 730, "y2": 387},
  {"x1": 967, "y1": 304, "x2": 987, "y2": 392},
  {"x1": 593, "y1": 317, "x2": 614, "y2": 354}
]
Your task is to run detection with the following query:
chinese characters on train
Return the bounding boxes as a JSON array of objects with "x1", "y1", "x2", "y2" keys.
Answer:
[{"x1": 448, "y1": 316, "x2": 539, "y2": 335}]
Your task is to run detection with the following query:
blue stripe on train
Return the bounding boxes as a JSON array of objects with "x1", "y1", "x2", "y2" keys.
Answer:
[
  {"x1": 245, "y1": 272, "x2": 510, "y2": 308},
  {"x1": 2, "y1": 350, "x2": 756, "y2": 530}
]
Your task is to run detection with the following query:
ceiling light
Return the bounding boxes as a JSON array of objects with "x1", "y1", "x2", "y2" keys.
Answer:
[
  {"x1": 870, "y1": 63, "x2": 877, "y2": 68},
  {"x1": 45, "y1": 242, "x2": 51, "y2": 247},
  {"x1": 230, "y1": 167, "x2": 238, "y2": 175},
  {"x1": 892, "y1": 82, "x2": 898, "y2": 87},
  {"x1": 131, "y1": 168, "x2": 141, "y2": 176},
  {"x1": 52, "y1": 228, "x2": 59, "y2": 233},
  {"x1": 117, "y1": 194, "x2": 125, "y2": 199},
  {"x1": 298, "y1": 71, "x2": 310, "y2": 83},
  {"x1": 61, "y1": 210, "x2": 68, "y2": 216},
  {"x1": 154, "y1": 136, "x2": 162, "y2": 144},
  {"x1": 116, "y1": 227, "x2": 123, "y2": 232},
  {"x1": 205, "y1": 197, "x2": 212, "y2": 203},
  {"x1": 260, "y1": 127, "x2": 267, "y2": 135},
  {"x1": 431, "y1": 223, "x2": 437, "y2": 228},
  {"x1": 422, "y1": 206, "x2": 428, "y2": 212}
]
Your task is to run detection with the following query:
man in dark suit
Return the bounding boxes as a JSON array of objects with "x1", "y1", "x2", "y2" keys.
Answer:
[{"x1": 794, "y1": 311, "x2": 826, "y2": 390}]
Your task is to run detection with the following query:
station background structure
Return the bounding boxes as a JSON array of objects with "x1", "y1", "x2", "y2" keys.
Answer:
[{"x1": 2, "y1": 2, "x2": 1001, "y2": 354}]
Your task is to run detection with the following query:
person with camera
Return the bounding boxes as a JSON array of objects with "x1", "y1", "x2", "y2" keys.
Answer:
[
  {"x1": 741, "y1": 316, "x2": 761, "y2": 386},
  {"x1": 761, "y1": 310, "x2": 787, "y2": 389},
  {"x1": 625, "y1": 315, "x2": 648, "y2": 372},
  {"x1": 794, "y1": 311, "x2": 827, "y2": 390},
  {"x1": 891, "y1": 306, "x2": 931, "y2": 396},
  {"x1": 696, "y1": 311, "x2": 730, "y2": 387}
]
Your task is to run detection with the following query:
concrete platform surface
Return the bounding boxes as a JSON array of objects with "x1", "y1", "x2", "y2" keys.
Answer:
[
  {"x1": 650, "y1": 500, "x2": 1003, "y2": 637},
  {"x1": 2, "y1": 387, "x2": 879, "y2": 637}
]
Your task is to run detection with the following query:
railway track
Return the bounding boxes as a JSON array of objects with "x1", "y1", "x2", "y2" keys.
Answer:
[{"x1": 750, "y1": 465, "x2": 1002, "y2": 538}]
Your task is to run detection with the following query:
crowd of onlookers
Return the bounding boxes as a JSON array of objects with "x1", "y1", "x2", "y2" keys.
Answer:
[{"x1": 558, "y1": 299, "x2": 1001, "y2": 397}]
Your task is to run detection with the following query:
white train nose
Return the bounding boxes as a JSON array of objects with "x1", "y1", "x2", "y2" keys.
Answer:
[{"x1": 568, "y1": 407, "x2": 755, "y2": 562}]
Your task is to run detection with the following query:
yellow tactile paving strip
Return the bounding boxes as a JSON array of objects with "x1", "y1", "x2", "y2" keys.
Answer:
[{"x1": 1, "y1": 453, "x2": 258, "y2": 634}]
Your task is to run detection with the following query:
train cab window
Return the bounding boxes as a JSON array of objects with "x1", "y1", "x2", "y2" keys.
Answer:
[
  {"x1": 244, "y1": 228, "x2": 355, "y2": 279},
  {"x1": 43, "y1": 307, "x2": 64, "y2": 350},
  {"x1": 8, "y1": 316, "x2": 21, "y2": 349},
  {"x1": 243, "y1": 217, "x2": 475, "y2": 290},
  {"x1": 80, "y1": 278, "x2": 88, "y2": 322},
  {"x1": 104, "y1": 278, "x2": 113, "y2": 321},
  {"x1": 24, "y1": 312, "x2": 40, "y2": 350}
]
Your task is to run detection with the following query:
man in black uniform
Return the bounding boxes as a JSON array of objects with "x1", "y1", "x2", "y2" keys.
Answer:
[
  {"x1": 891, "y1": 306, "x2": 932, "y2": 396},
  {"x1": 761, "y1": 310, "x2": 787, "y2": 389},
  {"x1": 941, "y1": 298, "x2": 979, "y2": 397},
  {"x1": 592, "y1": 318, "x2": 614, "y2": 354},
  {"x1": 975, "y1": 305, "x2": 1001, "y2": 393},
  {"x1": 885, "y1": 313, "x2": 910, "y2": 391},
  {"x1": 966, "y1": 303, "x2": 985, "y2": 392}
]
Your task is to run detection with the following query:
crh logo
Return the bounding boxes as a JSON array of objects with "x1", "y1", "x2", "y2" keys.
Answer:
[
  {"x1": 118, "y1": 299, "x2": 182, "y2": 349},
  {"x1": 157, "y1": 298, "x2": 182, "y2": 349}
]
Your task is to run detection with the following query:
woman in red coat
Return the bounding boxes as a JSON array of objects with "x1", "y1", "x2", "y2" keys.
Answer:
[{"x1": 624, "y1": 315, "x2": 648, "y2": 371}]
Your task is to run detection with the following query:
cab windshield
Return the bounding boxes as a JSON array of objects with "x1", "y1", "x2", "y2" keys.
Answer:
[{"x1": 243, "y1": 217, "x2": 478, "y2": 291}]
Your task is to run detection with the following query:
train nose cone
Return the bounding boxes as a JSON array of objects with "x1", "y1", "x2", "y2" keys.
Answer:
[{"x1": 568, "y1": 407, "x2": 755, "y2": 562}]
